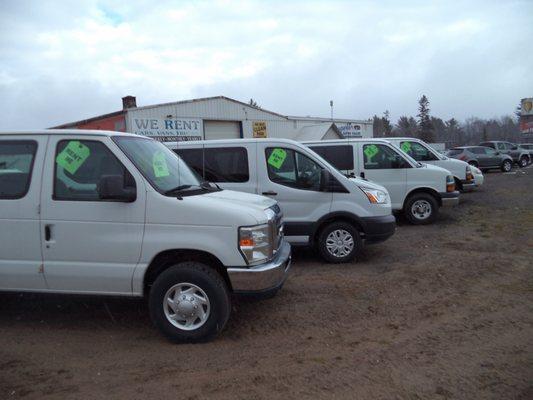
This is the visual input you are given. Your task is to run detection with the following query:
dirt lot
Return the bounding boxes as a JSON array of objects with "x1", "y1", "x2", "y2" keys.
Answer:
[{"x1": 1, "y1": 167, "x2": 532, "y2": 400}]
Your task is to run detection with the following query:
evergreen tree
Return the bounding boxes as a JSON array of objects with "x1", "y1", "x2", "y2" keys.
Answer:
[
  {"x1": 372, "y1": 115, "x2": 385, "y2": 137},
  {"x1": 445, "y1": 118, "x2": 463, "y2": 146},
  {"x1": 417, "y1": 95, "x2": 434, "y2": 142},
  {"x1": 395, "y1": 116, "x2": 418, "y2": 136},
  {"x1": 249, "y1": 98, "x2": 259, "y2": 108},
  {"x1": 383, "y1": 110, "x2": 392, "y2": 136}
]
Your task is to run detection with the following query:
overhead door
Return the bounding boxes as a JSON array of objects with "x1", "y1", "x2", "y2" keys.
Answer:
[{"x1": 204, "y1": 120, "x2": 241, "y2": 140}]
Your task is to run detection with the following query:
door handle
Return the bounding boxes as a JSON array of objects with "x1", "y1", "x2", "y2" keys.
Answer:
[
  {"x1": 360, "y1": 172, "x2": 365, "y2": 179},
  {"x1": 262, "y1": 191, "x2": 278, "y2": 196},
  {"x1": 45, "y1": 225, "x2": 52, "y2": 241}
]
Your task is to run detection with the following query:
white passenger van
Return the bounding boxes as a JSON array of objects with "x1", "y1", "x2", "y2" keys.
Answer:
[
  {"x1": 0, "y1": 130, "x2": 291, "y2": 343},
  {"x1": 303, "y1": 139, "x2": 460, "y2": 225},
  {"x1": 385, "y1": 137, "x2": 479, "y2": 191},
  {"x1": 167, "y1": 139, "x2": 396, "y2": 263}
]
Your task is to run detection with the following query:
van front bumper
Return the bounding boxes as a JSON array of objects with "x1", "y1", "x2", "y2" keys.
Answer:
[
  {"x1": 461, "y1": 180, "x2": 477, "y2": 192},
  {"x1": 227, "y1": 241, "x2": 291, "y2": 296},
  {"x1": 361, "y1": 214, "x2": 396, "y2": 244},
  {"x1": 439, "y1": 191, "x2": 460, "y2": 207}
]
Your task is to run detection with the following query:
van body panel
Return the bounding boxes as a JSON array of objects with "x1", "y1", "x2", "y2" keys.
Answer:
[
  {"x1": 40, "y1": 135, "x2": 146, "y2": 294},
  {"x1": 304, "y1": 139, "x2": 455, "y2": 212},
  {"x1": 168, "y1": 138, "x2": 395, "y2": 247},
  {"x1": 0, "y1": 135, "x2": 48, "y2": 290}
]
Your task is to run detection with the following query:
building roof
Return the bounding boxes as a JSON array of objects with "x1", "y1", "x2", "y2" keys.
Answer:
[
  {"x1": 51, "y1": 95, "x2": 371, "y2": 129},
  {"x1": 132, "y1": 95, "x2": 289, "y2": 119},
  {"x1": 295, "y1": 123, "x2": 343, "y2": 141},
  {"x1": 50, "y1": 110, "x2": 125, "y2": 129},
  {"x1": 287, "y1": 115, "x2": 372, "y2": 124}
]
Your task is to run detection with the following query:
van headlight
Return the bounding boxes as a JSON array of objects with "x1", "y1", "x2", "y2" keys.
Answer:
[
  {"x1": 359, "y1": 187, "x2": 389, "y2": 204},
  {"x1": 239, "y1": 224, "x2": 272, "y2": 265}
]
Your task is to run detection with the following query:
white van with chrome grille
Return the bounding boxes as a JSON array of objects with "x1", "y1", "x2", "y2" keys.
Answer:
[
  {"x1": 303, "y1": 139, "x2": 460, "y2": 225},
  {"x1": 0, "y1": 130, "x2": 291, "y2": 343},
  {"x1": 167, "y1": 138, "x2": 396, "y2": 264}
]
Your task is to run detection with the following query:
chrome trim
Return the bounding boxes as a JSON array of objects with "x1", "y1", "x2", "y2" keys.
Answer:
[{"x1": 228, "y1": 241, "x2": 291, "y2": 293}]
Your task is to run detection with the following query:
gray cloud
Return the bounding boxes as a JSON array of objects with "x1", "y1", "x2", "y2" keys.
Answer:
[{"x1": 0, "y1": 0, "x2": 532, "y2": 129}]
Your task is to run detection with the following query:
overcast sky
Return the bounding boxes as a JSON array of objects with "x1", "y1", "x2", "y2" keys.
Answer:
[{"x1": 1, "y1": 0, "x2": 532, "y2": 129}]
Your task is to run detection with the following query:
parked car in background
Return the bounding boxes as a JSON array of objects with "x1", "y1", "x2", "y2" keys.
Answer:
[
  {"x1": 518, "y1": 143, "x2": 533, "y2": 163},
  {"x1": 386, "y1": 137, "x2": 477, "y2": 191},
  {"x1": 168, "y1": 138, "x2": 396, "y2": 263},
  {"x1": 446, "y1": 146, "x2": 513, "y2": 172},
  {"x1": 0, "y1": 130, "x2": 291, "y2": 343},
  {"x1": 479, "y1": 141, "x2": 530, "y2": 168},
  {"x1": 303, "y1": 139, "x2": 459, "y2": 225}
]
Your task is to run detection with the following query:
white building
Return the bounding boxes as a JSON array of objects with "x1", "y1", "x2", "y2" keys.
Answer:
[{"x1": 54, "y1": 96, "x2": 373, "y2": 142}]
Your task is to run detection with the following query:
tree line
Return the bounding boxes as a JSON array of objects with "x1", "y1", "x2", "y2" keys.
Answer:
[{"x1": 372, "y1": 95, "x2": 522, "y2": 147}]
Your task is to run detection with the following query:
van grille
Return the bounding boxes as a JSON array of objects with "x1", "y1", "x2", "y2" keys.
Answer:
[{"x1": 269, "y1": 205, "x2": 284, "y2": 255}]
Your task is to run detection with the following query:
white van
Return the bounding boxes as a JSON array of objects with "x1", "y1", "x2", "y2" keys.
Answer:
[
  {"x1": 0, "y1": 130, "x2": 291, "y2": 343},
  {"x1": 303, "y1": 139, "x2": 459, "y2": 225},
  {"x1": 167, "y1": 138, "x2": 396, "y2": 264},
  {"x1": 385, "y1": 137, "x2": 480, "y2": 191}
]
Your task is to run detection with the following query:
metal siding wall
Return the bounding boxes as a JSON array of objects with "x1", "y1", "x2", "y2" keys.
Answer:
[{"x1": 124, "y1": 98, "x2": 374, "y2": 140}]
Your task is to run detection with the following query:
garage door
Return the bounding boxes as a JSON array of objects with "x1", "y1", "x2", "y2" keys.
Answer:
[{"x1": 204, "y1": 120, "x2": 241, "y2": 140}]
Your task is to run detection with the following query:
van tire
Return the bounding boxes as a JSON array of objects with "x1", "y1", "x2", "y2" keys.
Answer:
[
  {"x1": 404, "y1": 193, "x2": 439, "y2": 225},
  {"x1": 501, "y1": 159, "x2": 512, "y2": 172},
  {"x1": 148, "y1": 262, "x2": 231, "y2": 343},
  {"x1": 317, "y1": 222, "x2": 362, "y2": 263}
]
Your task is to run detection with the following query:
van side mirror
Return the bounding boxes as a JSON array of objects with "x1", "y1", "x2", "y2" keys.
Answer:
[
  {"x1": 98, "y1": 175, "x2": 136, "y2": 202},
  {"x1": 320, "y1": 169, "x2": 331, "y2": 192}
]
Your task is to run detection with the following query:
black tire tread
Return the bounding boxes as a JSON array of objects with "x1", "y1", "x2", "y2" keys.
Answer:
[
  {"x1": 317, "y1": 221, "x2": 363, "y2": 264},
  {"x1": 148, "y1": 261, "x2": 231, "y2": 343},
  {"x1": 403, "y1": 193, "x2": 439, "y2": 225}
]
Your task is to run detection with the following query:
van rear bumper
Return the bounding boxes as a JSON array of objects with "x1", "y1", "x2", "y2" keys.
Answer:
[
  {"x1": 439, "y1": 191, "x2": 460, "y2": 207},
  {"x1": 227, "y1": 241, "x2": 291, "y2": 296},
  {"x1": 361, "y1": 214, "x2": 396, "y2": 244}
]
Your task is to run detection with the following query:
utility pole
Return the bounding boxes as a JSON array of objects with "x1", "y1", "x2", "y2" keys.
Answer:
[{"x1": 330, "y1": 100, "x2": 333, "y2": 120}]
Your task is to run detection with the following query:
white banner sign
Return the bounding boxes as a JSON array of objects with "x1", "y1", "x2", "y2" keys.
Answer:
[
  {"x1": 337, "y1": 123, "x2": 362, "y2": 138},
  {"x1": 132, "y1": 118, "x2": 203, "y2": 142}
]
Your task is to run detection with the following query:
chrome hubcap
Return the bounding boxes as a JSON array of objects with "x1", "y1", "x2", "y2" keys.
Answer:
[
  {"x1": 411, "y1": 200, "x2": 432, "y2": 220},
  {"x1": 163, "y1": 283, "x2": 210, "y2": 331},
  {"x1": 325, "y1": 229, "x2": 354, "y2": 258}
]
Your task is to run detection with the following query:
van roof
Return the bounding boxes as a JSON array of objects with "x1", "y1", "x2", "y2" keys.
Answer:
[
  {"x1": 164, "y1": 138, "x2": 302, "y2": 146},
  {"x1": 301, "y1": 138, "x2": 392, "y2": 145},
  {"x1": 0, "y1": 129, "x2": 139, "y2": 138}
]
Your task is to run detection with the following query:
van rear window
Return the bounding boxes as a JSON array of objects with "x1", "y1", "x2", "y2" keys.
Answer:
[
  {"x1": 175, "y1": 147, "x2": 249, "y2": 183},
  {"x1": 308, "y1": 145, "x2": 354, "y2": 171}
]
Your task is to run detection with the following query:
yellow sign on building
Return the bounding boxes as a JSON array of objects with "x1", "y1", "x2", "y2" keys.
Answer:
[{"x1": 253, "y1": 121, "x2": 267, "y2": 138}]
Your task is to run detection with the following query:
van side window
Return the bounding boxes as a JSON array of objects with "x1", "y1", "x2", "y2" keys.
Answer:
[
  {"x1": 175, "y1": 147, "x2": 249, "y2": 183},
  {"x1": 497, "y1": 143, "x2": 506, "y2": 151},
  {"x1": 308, "y1": 145, "x2": 354, "y2": 171},
  {"x1": 54, "y1": 140, "x2": 135, "y2": 201},
  {"x1": 266, "y1": 147, "x2": 322, "y2": 191},
  {"x1": 0, "y1": 140, "x2": 37, "y2": 199},
  {"x1": 174, "y1": 148, "x2": 204, "y2": 177},
  {"x1": 363, "y1": 144, "x2": 410, "y2": 169},
  {"x1": 399, "y1": 141, "x2": 439, "y2": 161}
]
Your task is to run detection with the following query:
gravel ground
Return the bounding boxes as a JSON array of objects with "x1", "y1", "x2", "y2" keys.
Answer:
[{"x1": 1, "y1": 167, "x2": 532, "y2": 400}]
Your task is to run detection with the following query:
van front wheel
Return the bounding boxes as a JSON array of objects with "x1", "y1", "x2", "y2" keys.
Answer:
[
  {"x1": 404, "y1": 193, "x2": 439, "y2": 225},
  {"x1": 148, "y1": 262, "x2": 231, "y2": 343},
  {"x1": 317, "y1": 222, "x2": 362, "y2": 263}
]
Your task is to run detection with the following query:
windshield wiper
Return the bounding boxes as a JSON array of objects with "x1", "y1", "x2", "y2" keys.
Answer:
[{"x1": 164, "y1": 184, "x2": 199, "y2": 195}]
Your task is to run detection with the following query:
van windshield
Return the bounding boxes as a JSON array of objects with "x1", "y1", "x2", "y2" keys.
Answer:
[{"x1": 113, "y1": 136, "x2": 214, "y2": 196}]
